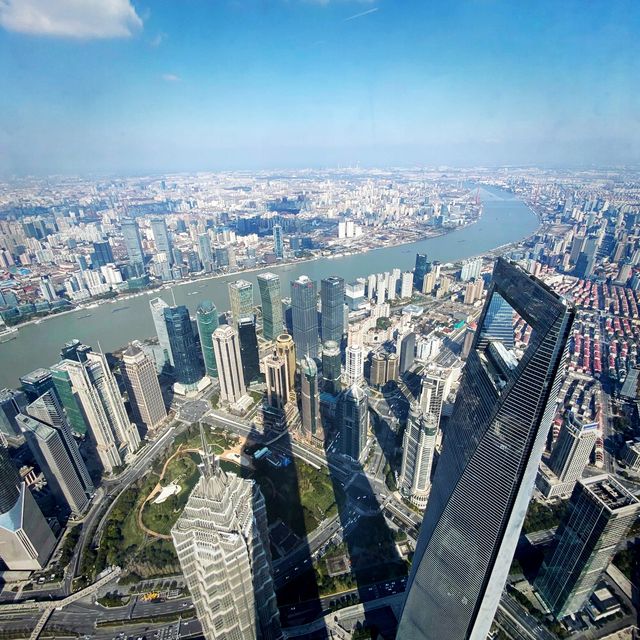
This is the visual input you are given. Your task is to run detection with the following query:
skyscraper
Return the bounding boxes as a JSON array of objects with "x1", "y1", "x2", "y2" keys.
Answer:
[
  {"x1": 0, "y1": 447, "x2": 56, "y2": 571},
  {"x1": 50, "y1": 364, "x2": 89, "y2": 436},
  {"x1": 273, "y1": 224, "x2": 284, "y2": 259},
  {"x1": 535, "y1": 476, "x2": 640, "y2": 619},
  {"x1": 92, "y1": 239, "x2": 114, "y2": 268},
  {"x1": 399, "y1": 404, "x2": 438, "y2": 509},
  {"x1": 300, "y1": 356, "x2": 321, "y2": 441},
  {"x1": 196, "y1": 300, "x2": 219, "y2": 378},
  {"x1": 149, "y1": 297, "x2": 174, "y2": 369},
  {"x1": 121, "y1": 342, "x2": 167, "y2": 434},
  {"x1": 64, "y1": 351, "x2": 141, "y2": 473},
  {"x1": 228, "y1": 279, "x2": 254, "y2": 327},
  {"x1": 121, "y1": 219, "x2": 145, "y2": 274},
  {"x1": 0, "y1": 389, "x2": 26, "y2": 444},
  {"x1": 26, "y1": 389, "x2": 93, "y2": 498},
  {"x1": 537, "y1": 413, "x2": 598, "y2": 499},
  {"x1": 320, "y1": 276, "x2": 345, "y2": 344},
  {"x1": 150, "y1": 217, "x2": 173, "y2": 264},
  {"x1": 336, "y1": 385, "x2": 368, "y2": 461},
  {"x1": 345, "y1": 344, "x2": 364, "y2": 386},
  {"x1": 275, "y1": 333, "x2": 296, "y2": 390},
  {"x1": 212, "y1": 325, "x2": 247, "y2": 405},
  {"x1": 264, "y1": 354, "x2": 289, "y2": 410},
  {"x1": 257, "y1": 272, "x2": 283, "y2": 341},
  {"x1": 238, "y1": 317, "x2": 261, "y2": 386},
  {"x1": 291, "y1": 275, "x2": 319, "y2": 360},
  {"x1": 399, "y1": 332, "x2": 416, "y2": 373},
  {"x1": 18, "y1": 413, "x2": 91, "y2": 515},
  {"x1": 419, "y1": 373, "x2": 447, "y2": 424},
  {"x1": 197, "y1": 233, "x2": 214, "y2": 272},
  {"x1": 164, "y1": 305, "x2": 203, "y2": 388},
  {"x1": 398, "y1": 258, "x2": 574, "y2": 640},
  {"x1": 413, "y1": 253, "x2": 430, "y2": 291},
  {"x1": 171, "y1": 435, "x2": 281, "y2": 640},
  {"x1": 369, "y1": 352, "x2": 387, "y2": 389},
  {"x1": 400, "y1": 271, "x2": 413, "y2": 299},
  {"x1": 19, "y1": 368, "x2": 55, "y2": 402},
  {"x1": 322, "y1": 341, "x2": 342, "y2": 395}
]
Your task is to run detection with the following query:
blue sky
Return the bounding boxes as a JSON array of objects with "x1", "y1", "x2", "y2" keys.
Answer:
[{"x1": 0, "y1": 0, "x2": 639, "y2": 175}]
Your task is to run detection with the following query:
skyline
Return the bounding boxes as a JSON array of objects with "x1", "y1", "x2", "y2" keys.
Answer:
[{"x1": 1, "y1": 1, "x2": 639, "y2": 175}]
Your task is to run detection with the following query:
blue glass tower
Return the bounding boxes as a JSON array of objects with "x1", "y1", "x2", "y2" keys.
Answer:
[{"x1": 164, "y1": 306, "x2": 203, "y2": 386}]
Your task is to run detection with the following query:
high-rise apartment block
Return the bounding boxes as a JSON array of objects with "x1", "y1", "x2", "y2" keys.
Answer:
[
  {"x1": 535, "y1": 476, "x2": 640, "y2": 618},
  {"x1": 257, "y1": 272, "x2": 283, "y2": 342},
  {"x1": 291, "y1": 275, "x2": 318, "y2": 360},
  {"x1": 121, "y1": 341, "x2": 167, "y2": 434},
  {"x1": 398, "y1": 258, "x2": 574, "y2": 640},
  {"x1": 400, "y1": 271, "x2": 413, "y2": 299},
  {"x1": 171, "y1": 439, "x2": 281, "y2": 640},
  {"x1": 345, "y1": 345, "x2": 364, "y2": 386}
]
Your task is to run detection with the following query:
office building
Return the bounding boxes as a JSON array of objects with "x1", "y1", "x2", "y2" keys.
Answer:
[
  {"x1": 370, "y1": 352, "x2": 387, "y2": 388},
  {"x1": 257, "y1": 273, "x2": 283, "y2": 342},
  {"x1": 345, "y1": 345, "x2": 364, "y2": 386},
  {"x1": 121, "y1": 219, "x2": 145, "y2": 274},
  {"x1": 164, "y1": 305, "x2": 203, "y2": 388},
  {"x1": 213, "y1": 325, "x2": 247, "y2": 405},
  {"x1": 19, "y1": 369, "x2": 55, "y2": 403},
  {"x1": 92, "y1": 239, "x2": 114, "y2": 268},
  {"x1": 64, "y1": 350, "x2": 141, "y2": 473},
  {"x1": 264, "y1": 354, "x2": 290, "y2": 410},
  {"x1": 321, "y1": 276, "x2": 345, "y2": 344},
  {"x1": 535, "y1": 476, "x2": 640, "y2": 618},
  {"x1": 300, "y1": 356, "x2": 321, "y2": 441},
  {"x1": 275, "y1": 333, "x2": 296, "y2": 390},
  {"x1": 121, "y1": 342, "x2": 167, "y2": 434},
  {"x1": 336, "y1": 385, "x2": 369, "y2": 461},
  {"x1": 322, "y1": 341, "x2": 342, "y2": 395},
  {"x1": 18, "y1": 413, "x2": 90, "y2": 515},
  {"x1": 238, "y1": 317, "x2": 261, "y2": 386},
  {"x1": 228, "y1": 279, "x2": 254, "y2": 327},
  {"x1": 398, "y1": 258, "x2": 574, "y2": 640},
  {"x1": 149, "y1": 297, "x2": 174, "y2": 369},
  {"x1": 60, "y1": 339, "x2": 92, "y2": 363},
  {"x1": 0, "y1": 389, "x2": 26, "y2": 445},
  {"x1": 150, "y1": 218, "x2": 173, "y2": 264},
  {"x1": 419, "y1": 373, "x2": 447, "y2": 424},
  {"x1": 0, "y1": 447, "x2": 56, "y2": 571},
  {"x1": 413, "y1": 253, "x2": 430, "y2": 291},
  {"x1": 172, "y1": 437, "x2": 281, "y2": 640},
  {"x1": 273, "y1": 224, "x2": 284, "y2": 259},
  {"x1": 386, "y1": 353, "x2": 399, "y2": 382},
  {"x1": 50, "y1": 364, "x2": 89, "y2": 436},
  {"x1": 345, "y1": 280, "x2": 365, "y2": 311},
  {"x1": 291, "y1": 275, "x2": 319, "y2": 360},
  {"x1": 399, "y1": 332, "x2": 416, "y2": 373},
  {"x1": 196, "y1": 300, "x2": 219, "y2": 378},
  {"x1": 399, "y1": 404, "x2": 438, "y2": 509},
  {"x1": 197, "y1": 233, "x2": 214, "y2": 272}
]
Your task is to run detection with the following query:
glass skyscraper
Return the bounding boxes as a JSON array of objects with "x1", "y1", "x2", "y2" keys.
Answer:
[
  {"x1": 413, "y1": 253, "x2": 430, "y2": 291},
  {"x1": 291, "y1": 275, "x2": 319, "y2": 360},
  {"x1": 196, "y1": 300, "x2": 219, "y2": 378},
  {"x1": 273, "y1": 224, "x2": 284, "y2": 259},
  {"x1": 228, "y1": 279, "x2": 254, "y2": 327},
  {"x1": 257, "y1": 272, "x2": 283, "y2": 341},
  {"x1": 121, "y1": 219, "x2": 145, "y2": 274},
  {"x1": 398, "y1": 258, "x2": 574, "y2": 640},
  {"x1": 320, "y1": 276, "x2": 345, "y2": 344},
  {"x1": 164, "y1": 305, "x2": 203, "y2": 387},
  {"x1": 238, "y1": 316, "x2": 261, "y2": 386},
  {"x1": 150, "y1": 217, "x2": 173, "y2": 265}
]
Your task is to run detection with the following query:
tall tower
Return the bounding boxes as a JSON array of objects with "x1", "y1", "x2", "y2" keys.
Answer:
[
  {"x1": 398, "y1": 258, "x2": 574, "y2": 640},
  {"x1": 369, "y1": 352, "x2": 387, "y2": 389},
  {"x1": 212, "y1": 325, "x2": 247, "y2": 405},
  {"x1": 121, "y1": 219, "x2": 145, "y2": 275},
  {"x1": 264, "y1": 354, "x2": 289, "y2": 411},
  {"x1": 171, "y1": 434, "x2": 281, "y2": 640},
  {"x1": 273, "y1": 224, "x2": 284, "y2": 259},
  {"x1": 197, "y1": 233, "x2": 214, "y2": 272},
  {"x1": 149, "y1": 297, "x2": 174, "y2": 368},
  {"x1": 320, "y1": 276, "x2": 345, "y2": 345},
  {"x1": 0, "y1": 447, "x2": 56, "y2": 571},
  {"x1": 399, "y1": 404, "x2": 438, "y2": 509},
  {"x1": 275, "y1": 333, "x2": 296, "y2": 390},
  {"x1": 26, "y1": 390, "x2": 93, "y2": 497},
  {"x1": 345, "y1": 345, "x2": 364, "y2": 387},
  {"x1": 64, "y1": 351, "x2": 141, "y2": 473},
  {"x1": 164, "y1": 305, "x2": 203, "y2": 388},
  {"x1": 291, "y1": 275, "x2": 319, "y2": 360},
  {"x1": 399, "y1": 332, "x2": 416, "y2": 373},
  {"x1": 413, "y1": 253, "x2": 430, "y2": 291},
  {"x1": 150, "y1": 217, "x2": 173, "y2": 264},
  {"x1": 17, "y1": 413, "x2": 91, "y2": 515},
  {"x1": 228, "y1": 280, "x2": 254, "y2": 327},
  {"x1": 337, "y1": 385, "x2": 368, "y2": 461},
  {"x1": 238, "y1": 317, "x2": 261, "y2": 386},
  {"x1": 121, "y1": 342, "x2": 167, "y2": 434},
  {"x1": 321, "y1": 341, "x2": 342, "y2": 395},
  {"x1": 257, "y1": 273, "x2": 283, "y2": 342},
  {"x1": 196, "y1": 300, "x2": 219, "y2": 378},
  {"x1": 537, "y1": 413, "x2": 598, "y2": 498},
  {"x1": 535, "y1": 476, "x2": 640, "y2": 618},
  {"x1": 419, "y1": 373, "x2": 447, "y2": 424},
  {"x1": 300, "y1": 356, "x2": 321, "y2": 441}
]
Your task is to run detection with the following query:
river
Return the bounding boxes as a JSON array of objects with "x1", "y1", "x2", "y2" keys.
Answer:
[{"x1": 0, "y1": 185, "x2": 538, "y2": 389}]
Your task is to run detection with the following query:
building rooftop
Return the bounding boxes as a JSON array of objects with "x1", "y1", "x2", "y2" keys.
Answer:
[{"x1": 583, "y1": 475, "x2": 639, "y2": 511}]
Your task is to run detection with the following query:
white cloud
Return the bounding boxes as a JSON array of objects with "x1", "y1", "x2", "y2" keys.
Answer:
[
  {"x1": 162, "y1": 73, "x2": 180, "y2": 82},
  {"x1": 0, "y1": 0, "x2": 143, "y2": 39}
]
